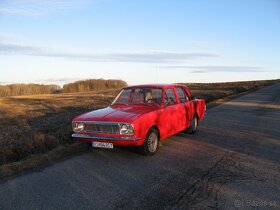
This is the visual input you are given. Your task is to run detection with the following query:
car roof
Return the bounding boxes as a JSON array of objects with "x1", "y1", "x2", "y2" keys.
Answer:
[{"x1": 125, "y1": 84, "x2": 186, "y2": 89}]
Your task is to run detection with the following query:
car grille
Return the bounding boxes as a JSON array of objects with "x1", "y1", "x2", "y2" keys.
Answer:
[{"x1": 85, "y1": 123, "x2": 120, "y2": 134}]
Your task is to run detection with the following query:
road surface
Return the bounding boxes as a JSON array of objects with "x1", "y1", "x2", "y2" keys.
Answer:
[{"x1": 0, "y1": 84, "x2": 279, "y2": 210}]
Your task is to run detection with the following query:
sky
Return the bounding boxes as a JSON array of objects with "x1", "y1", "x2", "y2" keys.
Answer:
[{"x1": 0, "y1": 0, "x2": 279, "y2": 85}]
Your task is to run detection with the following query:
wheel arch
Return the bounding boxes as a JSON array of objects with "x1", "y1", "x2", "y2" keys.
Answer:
[{"x1": 150, "y1": 125, "x2": 160, "y2": 140}]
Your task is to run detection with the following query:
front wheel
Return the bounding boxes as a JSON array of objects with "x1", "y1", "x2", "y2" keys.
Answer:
[
  {"x1": 185, "y1": 115, "x2": 198, "y2": 134},
  {"x1": 139, "y1": 128, "x2": 159, "y2": 156}
]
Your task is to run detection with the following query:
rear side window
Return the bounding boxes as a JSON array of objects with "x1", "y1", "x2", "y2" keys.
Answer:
[
  {"x1": 176, "y1": 87, "x2": 188, "y2": 103},
  {"x1": 164, "y1": 88, "x2": 177, "y2": 105}
]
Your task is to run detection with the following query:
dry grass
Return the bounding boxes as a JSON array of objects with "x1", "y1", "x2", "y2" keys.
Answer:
[
  {"x1": 181, "y1": 80, "x2": 280, "y2": 103},
  {"x1": 0, "y1": 79, "x2": 279, "y2": 178},
  {"x1": 0, "y1": 89, "x2": 118, "y2": 166}
]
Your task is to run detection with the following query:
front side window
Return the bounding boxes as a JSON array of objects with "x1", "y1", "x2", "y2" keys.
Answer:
[{"x1": 164, "y1": 88, "x2": 177, "y2": 106}]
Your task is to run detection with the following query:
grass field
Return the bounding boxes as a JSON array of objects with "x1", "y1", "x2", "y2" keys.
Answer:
[
  {"x1": 0, "y1": 79, "x2": 279, "y2": 178},
  {"x1": 0, "y1": 90, "x2": 117, "y2": 166}
]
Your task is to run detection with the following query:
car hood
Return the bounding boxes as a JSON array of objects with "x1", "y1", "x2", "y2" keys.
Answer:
[{"x1": 74, "y1": 105, "x2": 159, "y2": 123}]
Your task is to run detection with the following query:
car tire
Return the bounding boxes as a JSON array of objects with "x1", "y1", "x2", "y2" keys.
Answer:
[
  {"x1": 139, "y1": 128, "x2": 159, "y2": 156},
  {"x1": 186, "y1": 115, "x2": 198, "y2": 134}
]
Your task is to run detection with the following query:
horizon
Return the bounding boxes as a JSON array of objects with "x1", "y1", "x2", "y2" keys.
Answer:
[
  {"x1": 0, "y1": 0, "x2": 279, "y2": 85},
  {"x1": 1, "y1": 78, "x2": 279, "y2": 88}
]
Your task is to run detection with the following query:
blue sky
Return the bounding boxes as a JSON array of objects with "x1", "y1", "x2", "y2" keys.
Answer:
[{"x1": 0, "y1": 0, "x2": 279, "y2": 85}]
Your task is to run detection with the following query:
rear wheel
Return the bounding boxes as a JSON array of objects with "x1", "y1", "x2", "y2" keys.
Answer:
[
  {"x1": 139, "y1": 128, "x2": 159, "y2": 156},
  {"x1": 186, "y1": 115, "x2": 198, "y2": 134}
]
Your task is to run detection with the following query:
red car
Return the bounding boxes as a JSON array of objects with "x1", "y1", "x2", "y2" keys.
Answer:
[{"x1": 72, "y1": 84, "x2": 206, "y2": 155}]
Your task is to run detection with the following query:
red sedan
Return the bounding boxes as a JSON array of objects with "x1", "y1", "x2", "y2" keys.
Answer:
[{"x1": 72, "y1": 84, "x2": 206, "y2": 155}]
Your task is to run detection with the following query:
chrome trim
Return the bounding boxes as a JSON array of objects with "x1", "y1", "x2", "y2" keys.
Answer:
[
  {"x1": 72, "y1": 134, "x2": 141, "y2": 141},
  {"x1": 73, "y1": 121, "x2": 135, "y2": 135},
  {"x1": 85, "y1": 124, "x2": 119, "y2": 134},
  {"x1": 74, "y1": 121, "x2": 129, "y2": 125}
]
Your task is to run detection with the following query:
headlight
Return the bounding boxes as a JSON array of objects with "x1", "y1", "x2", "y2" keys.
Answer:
[
  {"x1": 119, "y1": 123, "x2": 134, "y2": 135},
  {"x1": 72, "y1": 122, "x2": 85, "y2": 132}
]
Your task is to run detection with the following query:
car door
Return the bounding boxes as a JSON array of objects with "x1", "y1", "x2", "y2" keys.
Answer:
[
  {"x1": 158, "y1": 88, "x2": 182, "y2": 139},
  {"x1": 175, "y1": 87, "x2": 189, "y2": 129},
  {"x1": 182, "y1": 87, "x2": 195, "y2": 128}
]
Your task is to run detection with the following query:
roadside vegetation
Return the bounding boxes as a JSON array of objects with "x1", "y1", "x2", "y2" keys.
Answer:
[
  {"x1": 0, "y1": 84, "x2": 60, "y2": 97},
  {"x1": 0, "y1": 79, "x2": 279, "y2": 178},
  {"x1": 0, "y1": 79, "x2": 127, "y2": 97},
  {"x1": 63, "y1": 79, "x2": 127, "y2": 93},
  {"x1": 181, "y1": 80, "x2": 280, "y2": 103}
]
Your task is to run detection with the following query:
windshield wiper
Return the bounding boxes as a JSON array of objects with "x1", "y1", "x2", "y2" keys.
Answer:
[
  {"x1": 133, "y1": 102, "x2": 154, "y2": 106},
  {"x1": 111, "y1": 103, "x2": 129, "y2": 106}
]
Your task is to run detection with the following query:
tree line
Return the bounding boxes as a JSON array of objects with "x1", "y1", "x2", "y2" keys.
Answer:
[
  {"x1": 63, "y1": 79, "x2": 127, "y2": 93},
  {"x1": 0, "y1": 84, "x2": 61, "y2": 97},
  {"x1": 0, "y1": 79, "x2": 127, "y2": 97}
]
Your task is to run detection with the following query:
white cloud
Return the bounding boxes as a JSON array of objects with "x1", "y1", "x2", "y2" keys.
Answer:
[
  {"x1": 0, "y1": 0, "x2": 88, "y2": 16},
  {"x1": 0, "y1": 7, "x2": 41, "y2": 16},
  {"x1": 0, "y1": 32, "x2": 28, "y2": 43},
  {"x1": 0, "y1": 42, "x2": 220, "y2": 63},
  {"x1": 33, "y1": 77, "x2": 83, "y2": 85}
]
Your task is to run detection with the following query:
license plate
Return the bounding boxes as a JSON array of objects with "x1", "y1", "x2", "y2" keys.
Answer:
[{"x1": 92, "y1": 141, "x2": 113, "y2": 149}]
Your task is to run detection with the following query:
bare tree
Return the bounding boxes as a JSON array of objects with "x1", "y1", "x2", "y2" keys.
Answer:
[{"x1": 63, "y1": 79, "x2": 127, "y2": 93}]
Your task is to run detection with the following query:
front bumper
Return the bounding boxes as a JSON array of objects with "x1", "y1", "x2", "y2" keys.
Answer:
[{"x1": 72, "y1": 134, "x2": 141, "y2": 141}]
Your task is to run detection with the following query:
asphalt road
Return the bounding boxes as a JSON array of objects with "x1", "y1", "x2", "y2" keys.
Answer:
[{"x1": 0, "y1": 84, "x2": 279, "y2": 210}]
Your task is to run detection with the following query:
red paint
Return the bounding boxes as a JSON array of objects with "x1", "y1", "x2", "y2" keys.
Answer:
[{"x1": 72, "y1": 84, "x2": 206, "y2": 147}]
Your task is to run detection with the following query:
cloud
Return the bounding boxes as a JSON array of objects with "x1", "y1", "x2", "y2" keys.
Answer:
[
  {"x1": 33, "y1": 77, "x2": 83, "y2": 85},
  {"x1": 0, "y1": 32, "x2": 28, "y2": 43},
  {"x1": 0, "y1": 0, "x2": 88, "y2": 16},
  {"x1": 0, "y1": 78, "x2": 83, "y2": 86},
  {"x1": 0, "y1": 8, "x2": 41, "y2": 16},
  {"x1": 0, "y1": 42, "x2": 220, "y2": 63},
  {"x1": 164, "y1": 65, "x2": 264, "y2": 73},
  {"x1": 0, "y1": 42, "x2": 40, "y2": 54}
]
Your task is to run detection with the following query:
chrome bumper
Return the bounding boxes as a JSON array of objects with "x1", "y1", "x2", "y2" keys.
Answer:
[{"x1": 72, "y1": 134, "x2": 141, "y2": 141}]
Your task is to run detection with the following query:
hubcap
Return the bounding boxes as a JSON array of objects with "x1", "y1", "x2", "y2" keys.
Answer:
[{"x1": 148, "y1": 132, "x2": 158, "y2": 153}]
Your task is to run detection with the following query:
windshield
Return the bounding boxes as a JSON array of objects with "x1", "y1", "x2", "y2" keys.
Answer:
[{"x1": 112, "y1": 87, "x2": 163, "y2": 106}]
